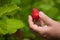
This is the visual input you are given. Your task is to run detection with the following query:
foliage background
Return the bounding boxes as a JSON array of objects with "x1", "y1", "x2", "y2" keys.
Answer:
[{"x1": 0, "y1": 0, "x2": 60, "y2": 40}]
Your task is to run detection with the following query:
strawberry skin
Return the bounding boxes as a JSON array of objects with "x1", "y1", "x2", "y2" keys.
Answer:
[{"x1": 32, "y1": 8, "x2": 39, "y2": 20}]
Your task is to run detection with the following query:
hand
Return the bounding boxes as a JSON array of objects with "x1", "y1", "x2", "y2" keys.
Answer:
[{"x1": 28, "y1": 11, "x2": 60, "y2": 39}]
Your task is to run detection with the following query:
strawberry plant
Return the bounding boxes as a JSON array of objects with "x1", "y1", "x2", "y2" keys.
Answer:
[{"x1": 0, "y1": 0, "x2": 60, "y2": 40}]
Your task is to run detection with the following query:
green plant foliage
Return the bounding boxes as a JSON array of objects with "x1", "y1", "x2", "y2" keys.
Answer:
[
  {"x1": 0, "y1": 18, "x2": 25, "y2": 34},
  {"x1": 0, "y1": 4, "x2": 18, "y2": 17},
  {"x1": 7, "y1": 19, "x2": 25, "y2": 34},
  {"x1": 7, "y1": 36, "x2": 18, "y2": 40},
  {"x1": 57, "y1": 0, "x2": 60, "y2": 3},
  {"x1": 0, "y1": 0, "x2": 11, "y2": 6},
  {"x1": 0, "y1": 0, "x2": 60, "y2": 40}
]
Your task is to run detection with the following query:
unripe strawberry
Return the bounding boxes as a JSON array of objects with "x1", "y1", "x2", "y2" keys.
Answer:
[{"x1": 32, "y1": 8, "x2": 39, "y2": 20}]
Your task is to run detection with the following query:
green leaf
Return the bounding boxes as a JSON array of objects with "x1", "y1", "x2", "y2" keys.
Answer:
[
  {"x1": 46, "y1": 7, "x2": 58, "y2": 18},
  {"x1": 40, "y1": 4, "x2": 52, "y2": 11},
  {"x1": 0, "y1": 18, "x2": 25, "y2": 34},
  {"x1": 12, "y1": 0, "x2": 22, "y2": 5},
  {"x1": 0, "y1": 0, "x2": 11, "y2": 6},
  {"x1": 56, "y1": 15, "x2": 60, "y2": 22},
  {"x1": 7, "y1": 19, "x2": 25, "y2": 34},
  {"x1": 0, "y1": 28, "x2": 8, "y2": 34},
  {"x1": 43, "y1": 0, "x2": 55, "y2": 6},
  {"x1": 32, "y1": 1, "x2": 42, "y2": 9},
  {"x1": 57, "y1": 0, "x2": 60, "y2": 3},
  {"x1": 0, "y1": 4, "x2": 18, "y2": 17},
  {"x1": 0, "y1": 20, "x2": 8, "y2": 34}
]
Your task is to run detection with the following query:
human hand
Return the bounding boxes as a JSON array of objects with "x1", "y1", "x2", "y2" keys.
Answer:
[{"x1": 28, "y1": 11, "x2": 60, "y2": 39}]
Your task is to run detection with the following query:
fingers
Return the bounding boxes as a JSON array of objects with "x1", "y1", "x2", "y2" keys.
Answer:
[
  {"x1": 28, "y1": 15, "x2": 40, "y2": 31},
  {"x1": 28, "y1": 15, "x2": 34, "y2": 27},
  {"x1": 39, "y1": 11, "x2": 57, "y2": 25},
  {"x1": 38, "y1": 25, "x2": 51, "y2": 35},
  {"x1": 28, "y1": 15, "x2": 51, "y2": 35},
  {"x1": 39, "y1": 19, "x2": 44, "y2": 26}
]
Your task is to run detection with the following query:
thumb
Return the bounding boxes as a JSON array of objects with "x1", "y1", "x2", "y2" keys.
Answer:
[{"x1": 39, "y1": 11, "x2": 56, "y2": 25}]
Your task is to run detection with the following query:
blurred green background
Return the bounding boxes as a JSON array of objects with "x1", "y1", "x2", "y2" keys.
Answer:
[{"x1": 0, "y1": 0, "x2": 60, "y2": 40}]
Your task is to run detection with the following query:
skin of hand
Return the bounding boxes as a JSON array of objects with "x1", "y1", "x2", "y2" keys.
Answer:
[{"x1": 28, "y1": 11, "x2": 60, "y2": 38}]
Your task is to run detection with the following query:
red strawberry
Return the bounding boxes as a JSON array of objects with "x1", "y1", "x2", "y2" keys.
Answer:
[{"x1": 32, "y1": 8, "x2": 39, "y2": 20}]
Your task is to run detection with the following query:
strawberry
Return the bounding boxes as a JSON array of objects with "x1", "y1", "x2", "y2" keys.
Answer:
[{"x1": 32, "y1": 8, "x2": 39, "y2": 20}]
